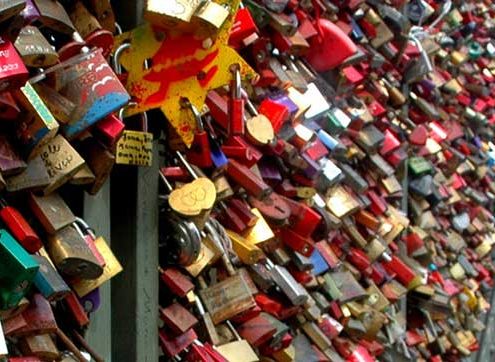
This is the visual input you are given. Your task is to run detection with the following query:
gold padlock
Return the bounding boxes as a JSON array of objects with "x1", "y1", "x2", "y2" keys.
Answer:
[
  {"x1": 47, "y1": 222, "x2": 103, "y2": 280},
  {"x1": 192, "y1": 0, "x2": 230, "y2": 35},
  {"x1": 72, "y1": 235, "x2": 122, "y2": 297}
]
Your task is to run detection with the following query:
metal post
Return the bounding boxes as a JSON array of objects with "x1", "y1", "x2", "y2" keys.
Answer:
[
  {"x1": 84, "y1": 182, "x2": 112, "y2": 361},
  {"x1": 110, "y1": 143, "x2": 159, "y2": 362}
]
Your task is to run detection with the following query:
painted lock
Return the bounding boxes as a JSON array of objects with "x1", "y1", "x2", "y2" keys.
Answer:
[
  {"x1": 304, "y1": 18, "x2": 357, "y2": 72},
  {"x1": 0, "y1": 229, "x2": 39, "y2": 310}
]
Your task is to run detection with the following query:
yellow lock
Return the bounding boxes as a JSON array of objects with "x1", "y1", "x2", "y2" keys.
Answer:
[
  {"x1": 226, "y1": 229, "x2": 265, "y2": 265},
  {"x1": 241, "y1": 208, "x2": 275, "y2": 246},
  {"x1": 114, "y1": 0, "x2": 257, "y2": 146}
]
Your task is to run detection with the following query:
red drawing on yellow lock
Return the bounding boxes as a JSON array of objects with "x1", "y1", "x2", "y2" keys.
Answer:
[{"x1": 114, "y1": 0, "x2": 257, "y2": 146}]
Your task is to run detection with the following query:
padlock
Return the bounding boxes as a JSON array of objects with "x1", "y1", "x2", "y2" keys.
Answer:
[
  {"x1": 244, "y1": 97, "x2": 275, "y2": 146},
  {"x1": 184, "y1": 99, "x2": 213, "y2": 169},
  {"x1": 14, "y1": 25, "x2": 58, "y2": 67},
  {"x1": 169, "y1": 153, "x2": 216, "y2": 220},
  {"x1": 305, "y1": 18, "x2": 357, "y2": 72},
  {"x1": 19, "y1": 334, "x2": 59, "y2": 360},
  {"x1": 93, "y1": 113, "x2": 125, "y2": 146},
  {"x1": 198, "y1": 273, "x2": 255, "y2": 324},
  {"x1": 28, "y1": 192, "x2": 76, "y2": 235},
  {"x1": 229, "y1": 4, "x2": 258, "y2": 49},
  {"x1": 0, "y1": 36, "x2": 28, "y2": 92},
  {"x1": 77, "y1": 136, "x2": 115, "y2": 195},
  {"x1": 71, "y1": 232, "x2": 122, "y2": 297},
  {"x1": 160, "y1": 302, "x2": 198, "y2": 335},
  {"x1": 31, "y1": 82, "x2": 75, "y2": 126},
  {"x1": 0, "y1": 135, "x2": 26, "y2": 176},
  {"x1": 0, "y1": 229, "x2": 38, "y2": 310},
  {"x1": 115, "y1": 105, "x2": 153, "y2": 167},
  {"x1": 47, "y1": 220, "x2": 103, "y2": 280},
  {"x1": 215, "y1": 320, "x2": 259, "y2": 362},
  {"x1": 1, "y1": 198, "x2": 41, "y2": 255},
  {"x1": 0, "y1": 0, "x2": 26, "y2": 23},
  {"x1": 32, "y1": 254, "x2": 70, "y2": 301},
  {"x1": 192, "y1": 0, "x2": 230, "y2": 35},
  {"x1": 38, "y1": 134, "x2": 85, "y2": 195},
  {"x1": 68, "y1": 1, "x2": 114, "y2": 57}
]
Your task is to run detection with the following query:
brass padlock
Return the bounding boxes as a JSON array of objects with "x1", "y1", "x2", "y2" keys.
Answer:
[
  {"x1": 38, "y1": 134, "x2": 85, "y2": 195},
  {"x1": 5, "y1": 155, "x2": 50, "y2": 193},
  {"x1": 14, "y1": 26, "x2": 59, "y2": 67},
  {"x1": 71, "y1": 234, "x2": 122, "y2": 297},
  {"x1": 199, "y1": 274, "x2": 255, "y2": 324},
  {"x1": 192, "y1": 0, "x2": 230, "y2": 35},
  {"x1": 47, "y1": 221, "x2": 103, "y2": 280},
  {"x1": 33, "y1": 0, "x2": 75, "y2": 34}
]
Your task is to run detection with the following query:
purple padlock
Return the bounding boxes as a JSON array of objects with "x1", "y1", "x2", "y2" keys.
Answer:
[
  {"x1": 21, "y1": 0, "x2": 41, "y2": 24},
  {"x1": 270, "y1": 92, "x2": 299, "y2": 116},
  {"x1": 301, "y1": 152, "x2": 322, "y2": 179},
  {"x1": 78, "y1": 288, "x2": 101, "y2": 314},
  {"x1": 258, "y1": 157, "x2": 283, "y2": 183}
]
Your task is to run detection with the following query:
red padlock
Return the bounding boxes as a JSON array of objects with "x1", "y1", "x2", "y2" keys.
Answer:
[
  {"x1": 229, "y1": 6, "x2": 258, "y2": 49},
  {"x1": 185, "y1": 100, "x2": 213, "y2": 169},
  {"x1": 93, "y1": 113, "x2": 125, "y2": 146},
  {"x1": 0, "y1": 198, "x2": 42, "y2": 253},
  {"x1": 63, "y1": 291, "x2": 90, "y2": 328},
  {"x1": 159, "y1": 328, "x2": 197, "y2": 357},
  {"x1": 228, "y1": 65, "x2": 245, "y2": 137},
  {"x1": 0, "y1": 37, "x2": 28, "y2": 92},
  {"x1": 305, "y1": 18, "x2": 357, "y2": 72},
  {"x1": 159, "y1": 267, "x2": 194, "y2": 298},
  {"x1": 258, "y1": 98, "x2": 289, "y2": 133}
]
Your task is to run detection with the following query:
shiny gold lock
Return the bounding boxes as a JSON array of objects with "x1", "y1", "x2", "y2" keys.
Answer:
[
  {"x1": 72, "y1": 235, "x2": 122, "y2": 297},
  {"x1": 325, "y1": 185, "x2": 360, "y2": 218},
  {"x1": 450, "y1": 50, "x2": 468, "y2": 66},
  {"x1": 192, "y1": 0, "x2": 230, "y2": 35},
  {"x1": 241, "y1": 208, "x2": 275, "y2": 246},
  {"x1": 226, "y1": 229, "x2": 265, "y2": 265}
]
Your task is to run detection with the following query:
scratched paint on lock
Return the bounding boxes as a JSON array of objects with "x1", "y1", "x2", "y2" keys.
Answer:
[
  {"x1": 57, "y1": 49, "x2": 130, "y2": 139},
  {"x1": 114, "y1": 0, "x2": 257, "y2": 146}
]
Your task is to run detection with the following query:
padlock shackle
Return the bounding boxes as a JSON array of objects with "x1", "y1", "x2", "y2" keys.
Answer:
[
  {"x1": 230, "y1": 64, "x2": 241, "y2": 100},
  {"x1": 74, "y1": 217, "x2": 96, "y2": 239},
  {"x1": 112, "y1": 43, "x2": 131, "y2": 75},
  {"x1": 175, "y1": 151, "x2": 199, "y2": 180},
  {"x1": 159, "y1": 171, "x2": 174, "y2": 193},
  {"x1": 182, "y1": 99, "x2": 204, "y2": 133},
  {"x1": 225, "y1": 320, "x2": 242, "y2": 341},
  {"x1": 244, "y1": 97, "x2": 258, "y2": 116}
]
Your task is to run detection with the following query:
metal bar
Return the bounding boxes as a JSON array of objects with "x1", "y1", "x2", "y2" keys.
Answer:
[
  {"x1": 84, "y1": 182, "x2": 112, "y2": 361},
  {"x1": 110, "y1": 143, "x2": 159, "y2": 362}
]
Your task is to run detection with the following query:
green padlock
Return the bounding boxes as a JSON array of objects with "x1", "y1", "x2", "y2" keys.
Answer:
[
  {"x1": 408, "y1": 157, "x2": 433, "y2": 178},
  {"x1": 0, "y1": 229, "x2": 39, "y2": 310}
]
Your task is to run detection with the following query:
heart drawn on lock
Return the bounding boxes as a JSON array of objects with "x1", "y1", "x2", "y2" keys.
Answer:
[{"x1": 169, "y1": 178, "x2": 216, "y2": 217}]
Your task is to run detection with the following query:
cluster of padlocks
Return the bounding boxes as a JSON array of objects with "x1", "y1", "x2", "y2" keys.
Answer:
[
  {"x1": 0, "y1": 0, "x2": 125, "y2": 360},
  {"x1": 141, "y1": 0, "x2": 495, "y2": 361},
  {"x1": 1, "y1": 0, "x2": 495, "y2": 361}
]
